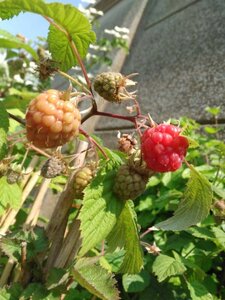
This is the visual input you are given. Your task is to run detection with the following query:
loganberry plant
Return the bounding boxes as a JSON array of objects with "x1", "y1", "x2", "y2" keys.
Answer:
[{"x1": 0, "y1": 0, "x2": 217, "y2": 299}]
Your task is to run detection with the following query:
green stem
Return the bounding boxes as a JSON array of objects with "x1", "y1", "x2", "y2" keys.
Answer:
[
  {"x1": 58, "y1": 70, "x2": 90, "y2": 94},
  {"x1": 140, "y1": 226, "x2": 158, "y2": 239},
  {"x1": 68, "y1": 38, "x2": 92, "y2": 90},
  {"x1": 79, "y1": 127, "x2": 108, "y2": 159}
]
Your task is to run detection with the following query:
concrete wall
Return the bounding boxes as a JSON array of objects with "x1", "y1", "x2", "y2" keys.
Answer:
[{"x1": 94, "y1": 0, "x2": 225, "y2": 147}]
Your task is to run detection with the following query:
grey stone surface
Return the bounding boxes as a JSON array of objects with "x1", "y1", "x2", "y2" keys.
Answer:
[
  {"x1": 96, "y1": 0, "x2": 225, "y2": 132},
  {"x1": 146, "y1": 0, "x2": 197, "y2": 28}
]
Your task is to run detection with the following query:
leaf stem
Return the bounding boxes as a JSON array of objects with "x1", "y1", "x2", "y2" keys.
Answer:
[
  {"x1": 184, "y1": 158, "x2": 192, "y2": 169},
  {"x1": 133, "y1": 97, "x2": 141, "y2": 115},
  {"x1": 140, "y1": 226, "x2": 159, "y2": 239},
  {"x1": 8, "y1": 112, "x2": 26, "y2": 126},
  {"x1": 68, "y1": 39, "x2": 92, "y2": 90},
  {"x1": 79, "y1": 127, "x2": 108, "y2": 159},
  {"x1": 29, "y1": 144, "x2": 52, "y2": 158},
  {"x1": 43, "y1": 16, "x2": 92, "y2": 91},
  {"x1": 58, "y1": 70, "x2": 90, "y2": 94}
]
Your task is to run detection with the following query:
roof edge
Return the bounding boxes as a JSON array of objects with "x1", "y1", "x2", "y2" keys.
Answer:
[{"x1": 94, "y1": 0, "x2": 122, "y2": 13}]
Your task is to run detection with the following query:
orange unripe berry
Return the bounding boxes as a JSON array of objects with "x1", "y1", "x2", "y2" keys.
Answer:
[{"x1": 26, "y1": 90, "x2": 81, "y2": 148}]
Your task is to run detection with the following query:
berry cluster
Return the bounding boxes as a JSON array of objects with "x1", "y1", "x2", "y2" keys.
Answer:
[
  {"x1": 93, "y1": 72, "x2": 136, "y2": 103},
  {"x1": 26, "y1": 89, "x2": 81, "y2": 148},
  {"x1": 113, "y1": 164, "x2": 148, "y2": 200},
  {"x1": 74, "y1": 164, "x2": 97, "y2": 198},
  {"x1": 94, "y1": 72, "x2": 124, "y2": 102},
  {"x1": 141, "y1": 124, "x2": 189, "y2": 172},
  {"x1": 41, "y1": 156, "x2": 66, "y2": 178}
]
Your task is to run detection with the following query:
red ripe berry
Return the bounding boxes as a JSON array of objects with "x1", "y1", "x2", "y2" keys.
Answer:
[
  {"x1": 26, "y1": 90, "x2": 81, "y2": 148},
  {"x1": 141, "y1": 124, "x2": 189, "y2": 172}
]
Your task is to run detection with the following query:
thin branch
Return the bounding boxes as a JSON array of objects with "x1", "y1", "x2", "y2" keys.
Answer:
[
  {"x1": 0, "y1": 170, "x2": 40, "y2": 235},
  {"x1": 24, "y1": 178, "x2": 51, "y2": 229},
  {"x1": 44, "y1": 141, "x2": 88, "y2": 274},
  {"x1": 95, "y1": 110, "x2": 136, "y2": 123},
  {"x1": 8, "y1": 112, "x2": 26, "y2": 126},
  {"x1": 20, "y1": 147, "x2": 30, "y2": 169},
  {"x1": 29, "y1": 144, "x2": 52, "y2": 158},
  {"x1": 133, "y1": 97, "x2": 141, "y2": 116},
  {"x1": 81, "y1": 105, "x2": 138, "y2": 125},
  {"x1": 81, "y1": 106, "x2": 96, "y2": 124},
  {"x1": 0, "y1": 258, "x2": 15, "y2": 287},
  {"x1": 53, "y1": 219, "x2": 81, "y2": 268}
]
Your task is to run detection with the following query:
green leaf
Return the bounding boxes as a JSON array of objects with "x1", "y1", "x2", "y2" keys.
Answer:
[
  {"x1": 205, "y1": 106, "x2": 221, "y2": 116},
  {"x1": 152, "y1": 254, "x2": 186, "y2": 282},
  {"x1": 47, "y1": 25, "x2": 76, "y2": 73},
  {"x1": 0, "y1": 102, "x2": 9, "y2": 132},
  {"x1": 20, "y1": 283, "x2": 49, "y2": 300},
  {"x1": 0, "y1": 177, "x2": 22, "y2": 215},
  {"x1": 0, "y1": 283, "x2": 23, "y2": 300},
  {"x1": 28, "y1": 226, "x2": 49, "y2": 256},
  {"x1": 182, "y1": 165, "x2": 215, "y2": 179},
  {"x1": 182, "y1": 259, "x2": 206, "y2": 281},
  {"x1": 3, "y1": 89, "x2": 38, "y2": 112},
  {"x1": 156, "y1": 165, "x2": 212, "y2": 230},
  {"x1": 204, "y1": 126, "x2": 221, "y2": 134},
  {"x1": 0, "y1": 0, "x2": 96, "y2": 71},
  {"x1": 0, "y1": 228, "x2": 48, "y2": 262},
  {"x1": 187, "y1": 227, "x2": 215, "y2": 240},
  {"x1": 46, "y1": 268, "x2": 69, "y2": 290},
  {"x1": 105, "y1": 249, "x2": 125, "y2": 273},
  {"x1": 122, "y1": 270, "x2": 150, "y2": 293},
  {"x1": 212, "y1": 185, "x2": 225, "y2": 198},
  {"x1": 147, "y1": 175, "x2": 161, "y2": 187},
  {"x1": 0, "y1": 29, "x2": 38, "y2": 59},
  {"x1": 4, "y1": 284, "x2": 23, "y2": 300},
  {"x1": 107, "y1": 201, "x2": 144, "y2": 274},
  {"x1": 181, "y1": 135, "x2": 199, "y2": 148},
  {"x1": 0, "y1": 102, "x2": 9, "y2": 159},
  {"x1": 0, "y1": 129, "x2": 8, "y2": 160},
  {"x1": 0, "y1": 290, "x2": 9, "y2": 300},
  {"x1": 102, "y1": 147, "x2": 124, "y2": 165},
  {"x1": 211, "y1": 227, "x2": 225, "y2": 250},
  {"x1": 73, "y1": 258, "x2": 120, "y2": 300},
  {"x1": 0, "y1": 238, "x2": 21, "y2": 261},
  {"x1": 186, "y1": 279, "x2": 213, "y2": 300},
  {"x1": 79, "y1": 161, "x2": 124, "y2": 256}
]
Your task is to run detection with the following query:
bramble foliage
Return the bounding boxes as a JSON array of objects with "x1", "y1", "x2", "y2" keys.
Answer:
[
  {"x1": 156, "y1": 165, "x2": 212, "y2": 230},
  {"x1": 0, "y1": 0, "x2": 96, "y2": 71},
  {"x1": 0, "y1": 0, "x2": 224, "y2": 299}
]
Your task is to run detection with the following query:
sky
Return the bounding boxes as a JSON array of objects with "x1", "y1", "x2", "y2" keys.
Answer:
[{"x1": 0, "y1": 0, "x2": 85, "y2": 40}]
